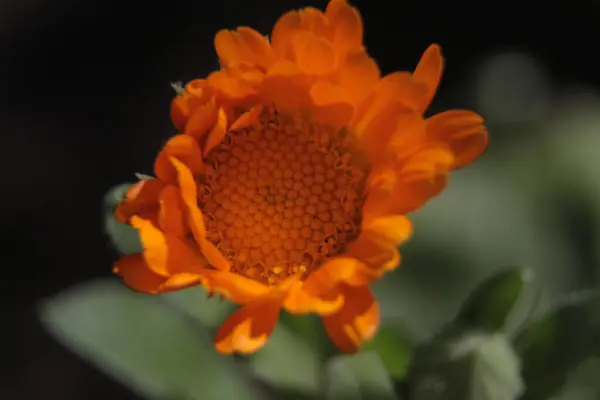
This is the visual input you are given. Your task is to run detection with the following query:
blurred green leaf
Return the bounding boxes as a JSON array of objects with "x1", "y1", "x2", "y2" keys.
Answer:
[
  {"x1": 514, "y1": 290, "x2": 600, "y2": 400},
  {"x1": 103, "y1": 183, "x2": 142, "y2": 255},
  {"x1": 249, "y1": 316, "x2": 322, "y2": 396},
  {"x1": 160, "y1": 287, "x2": 235, "y2": 329},
  {"x1": 39, "y1": 279, "x2": 258, "y2": 400},
  {"x1": 456, "y1": 268, "x2": 527, "y2": 332},
  {"x1": 407, "y1": 329, "x2": 524, "y2": 400},
  {"x1": 362, "y1": 324, "x2": 413, "y2": 379},
  {"x1": 550, "y1": 358, "x2": 600, "y2": 400},
  {"x1": 325, "y1": 352, "x2": 398, "y2": 400}
]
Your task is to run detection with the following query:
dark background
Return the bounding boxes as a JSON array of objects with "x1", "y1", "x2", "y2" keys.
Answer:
[{"x1": 1, "y1": 0, "x2": 598, "y2": 398}]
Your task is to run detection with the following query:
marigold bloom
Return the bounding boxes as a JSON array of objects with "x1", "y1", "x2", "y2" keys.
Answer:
[{"x1": 113, "y1": 0, "x2": 487, "y2": 354}]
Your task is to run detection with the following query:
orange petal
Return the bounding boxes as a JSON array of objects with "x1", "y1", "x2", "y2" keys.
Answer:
[
  {"x1": 115, "y1": 179, "x2": 165, "y2": 224},
  {"x1": 201, "y1": 269, "x2": 269, "y2": 303},
  {"x1": 356, "y1": 102, "x2": 401, "y2": 162},
  {"x1": 154, "y1": 134, "x2": 204, "y2": 184},
  {"x1": 363, "y1": 146, "x2": 453, "y2": 216},
  {"x1": 170, "y1": 156, "x2": 230, "y2": 271},
  {"x1": 183, "y1": 99, "x2": 218, "y2": 140},
  {"x1": 325, "y1": 0, "x2": 363, "y2": 56},
  {"x1": 113, "y1": 254, "x2": 166, "y2": 293},
  {"x1": 293, "y1": 32, "x2": 337, "y2": 76},
  {"x1": 131, "y1": 216, "x2": 207, "y2": 277},
  {"x1": 203, "y1": 107, "x2": 228, "y2": 157},
  {"x1": 360, "y1": 214, "x2": 413, "y2": 246},
  {"x1": 214, "y1": 298, "x2": 282, "y2": 354},
  {"x1": 229, "y1": 104, "x2": 264, "y2": 131},
  {"x1": 302, "y1": 256, "x2": 369, "y2": 293},
  {"x1": 271, "y1": 10, "x2": 303, "y2": 59},
  {"x1": 207, "y1": 69, "x2": 259, "y2": 103},
  {"x1": 170, "y1": 79, "x2": 213, "y2": 132},
  {"x1": 310, "y1": 81, "x2": 353, "y2": 129},
  {"x1": 336, "y1": 51, "x2": 380, "y2": 106},
  {"x1": 169, "y1": 157, "x2": 206, "y2": 238},
  {"x1": 426, "y1": 110, "x2": 488, "y2": 169},
  {"x1": 351, "y1": 72, "x2": 427, "y2": 133},
  {"x1": 387, "y1": 112, "x2": 428, "y2": 161},
  {"x1": 157, "y1": 185, "x2": 187, "y2": 236},
  {"x1": 262, "y1": 61, "x2": 312, "y2": 111},
  {"x1": 114, "y1": 254, "x2": 201, "y2": 293},
  {"x1": 284, "y1": 279, "x2": 344, "y2": 316},
  {"x1": 215, "y1": 27, "x2": 274, "y2": 70},
  {"x1": 348, "y1": 215, "x2": 411, "y2": 276},
  {"x1": 323, "y1": 284, "x2": 379, "y2": 353},
  {"x1": 413, "y1": 44, "x2": 444, "y2": 113},
  {"x1": 299, "y1": 7, "x2": 331, "y2": 40}
]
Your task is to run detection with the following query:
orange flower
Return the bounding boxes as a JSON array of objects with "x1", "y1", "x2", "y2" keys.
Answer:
[{"x1": 113, "y1": 0, "x2": 487, "y2": 355}]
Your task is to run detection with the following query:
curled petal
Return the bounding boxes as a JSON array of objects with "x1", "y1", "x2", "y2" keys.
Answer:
[
  {"x1": 323, "y1": 284, "x2": 379, "y2": 353},
  {"x1": 131, "y1": 216, "x2": 206, "y2": 277},
  {"x1": 229, "y1": 104, "x2": 264, "y2": 131},
  {"x1": 347, "y1": 215, "x2": 411, "y2": 277},
  {"x1": 214, "y1": 298, "x2": 282, "y2": 354},
  {"x1": 170, "y1": 79, "x2": 213, "y2": 131},
  {"x1": 302, "y1": 257, "x2": 368, "y2": 293},
  {"x1": 114, "y1": 254, "x2": 202, "y2": 294},
  {"x1": 284, "y1": 280, "x2": 344, "y2": 316},
  {"x1": 170, "y1": 157, "x2": 230, "y2": 271},
  {"x1": 426, "y1": 110, "x2": 488, "y2": 169},
  {"x1": 157, "y1": 185, "x2": 187, "y2": 236},
  {"x1": 113, "y1": 254, "x2": 166, "y2": 293},
  {"x1": 154, "y1": 134, "x2": 204, "y2": 184},
  {"x1": 203, "y1": 108, "x2": 228, "y2": 156},
  {"x1": 200, "y1": 269, "x2": 270, "y2": 304},
  {"x1": 413, "y1": 44, "x2": 444, "y2": 113},
  {"x1": 183, "y1": 99, "x2": 219, "y2": 140},
  {"x1": 115, "y1": 179, "x2": 165, "y2": 224}
]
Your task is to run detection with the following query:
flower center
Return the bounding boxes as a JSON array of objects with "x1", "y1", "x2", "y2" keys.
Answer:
[{"x1": 200, "y1": 107, "x2": 368, "y2": 285}]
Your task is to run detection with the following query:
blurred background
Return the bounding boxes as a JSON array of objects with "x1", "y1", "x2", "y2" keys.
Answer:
[{"x1": 2, "y1": 0, "x2": 600, "y2": 399}]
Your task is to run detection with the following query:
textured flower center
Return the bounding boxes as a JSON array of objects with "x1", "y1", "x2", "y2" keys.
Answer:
[{"x1": 200, "y1": 107, "x2": 368, "y2": 285}]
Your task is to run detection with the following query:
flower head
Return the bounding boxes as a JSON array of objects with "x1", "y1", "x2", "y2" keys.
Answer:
[{"x1": 113, "y1": 0, "x2": 488, "y2": 354}]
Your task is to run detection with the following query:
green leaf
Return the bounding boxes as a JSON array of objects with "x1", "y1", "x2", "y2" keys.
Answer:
[
  {"x1": 362, "y1": 324, "x2": 413, "y2": 379},
  {"x1": 39, "y1": 279, "x2": 258, "y2": 400},
  {"x1": 102, "y1": 183, "x2": 142, "y2": 255},
  {"x1": 514, "y1": 290, "x2": 600, "y2": 400},
  {"x1": 160, "y1": 287, "x2": 235, "y2": 329},
  {"x1": 550, "y1": 358, "x2": 600, "y2": 400},
  {"x1": 325, "y1": 352, "x2": 398, "y2": 400},
  {"x1": 407, "y1": 329, "x2": 524, "y2": 400},
  {"x1": 456, "y1": 268, "x2": 527, "y2": 332},
  {"x1": 249, "y1": 317, "x2": 322, "y2": 396}
]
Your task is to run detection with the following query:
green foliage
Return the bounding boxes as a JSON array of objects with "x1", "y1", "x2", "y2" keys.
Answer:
[
  {"x1": 102, "y1": 183, "x2": 141, "y2": 255},
  {"x1": 406, "y1": 269, "x2": 527, "y2": 400},
  {"x1": 407, "y1": 329, "x2": 524, "y2": 400},
  {"x1": 325, "y1": 352, "x2": 398, "y2": 400},
  {"x1": 455, "y1": 268, "x2": 527, "y2": 332},
  {"x1": 38, "y1": 280, "x2": 258, "y2": 400},
  {"x1": 249, "y1": 317, "x2": 323, "y2": 396},
  {"x1": 362, "y1": 324, "x2": 414, "y2": 380},
  {"x1": 514, "y1": 290, "x2": 600, "y2": 400}
]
